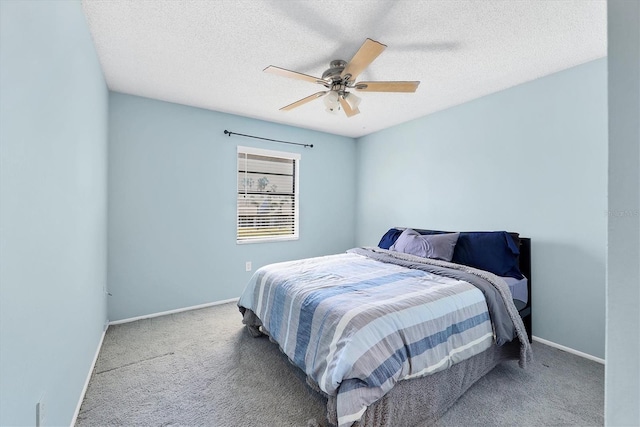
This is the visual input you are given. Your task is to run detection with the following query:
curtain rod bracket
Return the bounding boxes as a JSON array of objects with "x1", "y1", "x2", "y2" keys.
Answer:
[{"x1": 223, "y1": 130, "x2": 313, "y2": 148}]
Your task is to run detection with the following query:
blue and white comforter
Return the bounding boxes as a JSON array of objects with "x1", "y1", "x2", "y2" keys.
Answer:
[{"x1": 238, "y1": 249, "x2": 529, "y2": 426}]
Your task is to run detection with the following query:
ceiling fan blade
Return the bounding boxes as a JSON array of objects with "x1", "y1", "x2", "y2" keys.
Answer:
[
  {"x1": 355, "y1": 81, "x2": 420, "y2": 93},
  {"x1": 280, "y1": 91, "x2": 328, "y2": 111},
  {"x1": 264, "y1": 66, "x2": 324, "y2": 84},
  {"x1": 339, "y1": 95, "x2": 360, "y2": 118},
  {"x1": 341, "y1": 38, "x2": 386, "y2": 82}
]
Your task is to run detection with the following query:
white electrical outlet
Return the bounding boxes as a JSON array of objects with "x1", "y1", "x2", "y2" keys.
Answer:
[{"x1": 245, "y1": 261, "x2": 252, "y2": 272}]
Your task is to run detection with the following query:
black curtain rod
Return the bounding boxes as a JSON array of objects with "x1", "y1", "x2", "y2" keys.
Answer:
[{"x1": 224, "y1": 130, "x2": 313, "y2": 148}]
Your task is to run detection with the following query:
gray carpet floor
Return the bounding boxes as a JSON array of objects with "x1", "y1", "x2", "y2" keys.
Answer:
[{"x1": 76, "y1": 302, "x2": 604, "y2": 427}]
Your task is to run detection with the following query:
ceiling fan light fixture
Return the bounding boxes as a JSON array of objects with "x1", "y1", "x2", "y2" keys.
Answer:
[
  {"x1": 344, "y1": 92, "x2": 361, "y2": 110},
  {"x1": 324, "y1": 91, "x2": 341, "y2": 113}
]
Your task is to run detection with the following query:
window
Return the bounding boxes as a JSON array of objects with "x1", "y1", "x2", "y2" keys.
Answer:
[{"x1": 237, "y1": 146, "x2": 300, "y2": 243}]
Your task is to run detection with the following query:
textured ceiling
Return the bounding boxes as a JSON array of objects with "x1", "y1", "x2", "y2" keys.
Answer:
[{"x1": 81, "y1": 0, "x2": 606, "y2": 138}]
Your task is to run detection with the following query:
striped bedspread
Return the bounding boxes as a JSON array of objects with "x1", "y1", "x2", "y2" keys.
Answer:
[{"x1": 238, "y1": 250, "x2": 517, "y2": 426}]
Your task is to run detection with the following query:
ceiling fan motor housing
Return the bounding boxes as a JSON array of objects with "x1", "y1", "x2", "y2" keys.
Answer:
[{"x1": 322, "y1": 60, "x2": 347, "y2": 82}]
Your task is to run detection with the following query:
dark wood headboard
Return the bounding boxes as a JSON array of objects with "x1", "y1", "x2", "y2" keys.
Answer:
[
  {"x1": 518, "y1": 237, "x2": 531, "y2": 302},
  {"x1": 516, "y1": 237, "x2": 532, "y2": 342}
]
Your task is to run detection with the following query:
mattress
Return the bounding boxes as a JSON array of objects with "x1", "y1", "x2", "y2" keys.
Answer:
[{"x1": 502, "y1": 275, "x2": 528, "y2": 304}]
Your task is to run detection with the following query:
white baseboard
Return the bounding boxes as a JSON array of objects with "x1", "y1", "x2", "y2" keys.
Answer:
[
  {"x1": 108, "y1": 298, "x2": 240, "y2": 326},
  {"x1": 70, "y1": 326, "x2": 107, "y2": 427},
  {"x1": 533, "y1": 335, "x2": 605, "y2": 365}
]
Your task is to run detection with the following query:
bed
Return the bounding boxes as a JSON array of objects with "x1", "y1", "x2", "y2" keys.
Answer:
[{"x1": 238, "y1": 228, "x2": 533, "y2": 426}]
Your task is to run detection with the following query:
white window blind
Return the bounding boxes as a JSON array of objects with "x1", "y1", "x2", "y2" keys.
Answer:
[{"x1": 237, "y1": 146, "x2": 300, "y2": 243}]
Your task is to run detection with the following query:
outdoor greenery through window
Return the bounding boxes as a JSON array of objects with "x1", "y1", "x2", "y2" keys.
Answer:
[{"x1": 237, "y1": 146, "x2": 300, "y2": 243}]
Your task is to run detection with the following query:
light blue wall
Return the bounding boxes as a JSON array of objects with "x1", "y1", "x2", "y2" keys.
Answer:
[
  {"x1": 0, "y1": 1, "x2": 108, "y2": 426},
  {"x1": 356, "y1": 59, "x2": 608, "y2": 359},
  {"x1": 0, "y1": 2, "x2": 616, "y2": 425},
  {"x1": 107, "y1": 93, "x2": 357, "y2": 321},
  {"x1": 606, "y1": 1, "x2": 640, "y2": 424}
]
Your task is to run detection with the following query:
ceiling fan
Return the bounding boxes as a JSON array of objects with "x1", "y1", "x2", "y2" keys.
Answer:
[{"x1": 264, "y1": 38, "x2": 420, "y2": 118}]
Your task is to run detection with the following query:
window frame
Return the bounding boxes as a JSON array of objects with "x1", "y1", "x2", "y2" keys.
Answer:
[{"x1": 236, "y1": 145, "x2": 300, "y2": 244}]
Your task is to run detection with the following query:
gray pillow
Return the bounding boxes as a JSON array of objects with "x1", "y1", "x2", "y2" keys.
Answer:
[{"x1": 389, "y1": 229, "x2": 460, "y2": 262}]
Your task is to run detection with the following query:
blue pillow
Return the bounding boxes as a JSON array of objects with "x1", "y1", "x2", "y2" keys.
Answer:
[
  {"x1": 452, "y1": 232, "x2": 523, "y2": 279},
  {"x1": 378, "y1": 228, "x2": 404, "y2": 249}
]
